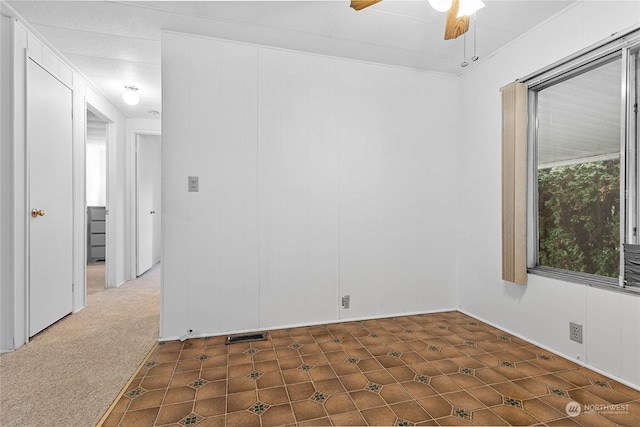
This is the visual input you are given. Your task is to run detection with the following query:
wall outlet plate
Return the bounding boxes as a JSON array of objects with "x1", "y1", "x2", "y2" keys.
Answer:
[
  {"x1": 570, "y1": 322, "x2": 583, "y2": 344},
  {"x1": 341, "y1": 295, "x2": 350, "y2": 309}
]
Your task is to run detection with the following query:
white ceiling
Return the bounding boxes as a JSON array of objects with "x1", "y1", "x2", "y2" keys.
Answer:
[{"x1": 6, "y1": 0, "x2": 575, "y2": 118}]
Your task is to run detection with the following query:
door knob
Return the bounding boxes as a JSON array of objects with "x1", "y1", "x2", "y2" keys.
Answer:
[
  {"x1": 150, "y1": 210, "x2": 156, "y2": 214},
  {"x1": 31, "y1": 209, "x2": 45, "y2": 218}
]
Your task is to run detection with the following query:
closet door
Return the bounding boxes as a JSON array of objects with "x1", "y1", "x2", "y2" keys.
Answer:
[
  {"x1": 136, "y1": 134, "x2": 161, "y2": 276},
  {"x1": 28, "y1": 58, "x2": 73, "y2": 336}
]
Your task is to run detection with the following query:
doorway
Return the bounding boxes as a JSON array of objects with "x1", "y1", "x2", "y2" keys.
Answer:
[
  {"x1": 136, "y1": 134, "x2": 162, "y2": 276},
  {"x1": 86, "y1": 109, "x2": 108, "y2": 295}
]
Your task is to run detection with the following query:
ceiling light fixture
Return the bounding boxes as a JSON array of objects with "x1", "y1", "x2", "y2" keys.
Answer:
[
  {"x1": 428, "y1": 0, "x2": 452, "y2": 13},
  {"x1": 456, "y1": 0, "x2": 485, "y2": 18},
  {"x1": 123, "y1": 85, "x2": 140, "y2": 106},
  {"x1": 354, "y1": 0, "x2": 482, "y2": 40}
]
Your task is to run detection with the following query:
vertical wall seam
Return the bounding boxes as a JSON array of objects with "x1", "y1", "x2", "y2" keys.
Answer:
[
  {"x1": 336, "y1": 62, "x2": 341, "y2": 321},
  {"x1": 256, "y1": 48, "x2": 261, "y2": 329}
]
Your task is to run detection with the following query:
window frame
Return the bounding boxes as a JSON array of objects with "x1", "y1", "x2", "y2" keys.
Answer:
[{"x1": 524, "y1": 28, "x2": 640, "y2": 293}]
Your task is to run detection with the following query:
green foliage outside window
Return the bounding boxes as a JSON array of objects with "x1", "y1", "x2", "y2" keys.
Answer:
[{"x1": 538, "y1": 159, "x2": 620, "y2": 277}]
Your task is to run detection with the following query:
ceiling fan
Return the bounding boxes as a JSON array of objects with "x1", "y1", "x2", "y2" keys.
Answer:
[{"x1": 350, "y1": 0, "x2": 485, "y2": 40}]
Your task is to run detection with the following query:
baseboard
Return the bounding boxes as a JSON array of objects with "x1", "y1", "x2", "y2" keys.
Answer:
[
  {"x1": 457, "y1": 308, "x2": 640, "y2": 392},
  {"x1": 158, "y1": 307, "x2": 459, "y2": 343}
]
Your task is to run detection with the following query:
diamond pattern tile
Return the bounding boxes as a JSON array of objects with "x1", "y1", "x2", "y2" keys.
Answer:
[
  {"x1": 248, "y1": 401, "x2": 270, "y2": 415},
  {"x1": 298, "y1": 363, "x2": 313, "y2": 372},
  {"x1": 178, "y1": 413, "x2": 202, "y2": 426},
  {"x1": 453, "y1": 407, "x2": 472, "y2": 420},
  {"x1": 503, "y1": 396, "x2": 523, "y2": 407},
  {"x1": 366, "y1": 382, "x2": 382, "y2": 393},
  {"x1": 127, "y1": 387, "x2": 146, "y2": 398},
  {"x1": 188, "y1": 379, "x2": 207, "y2": 389},
  {"x1": 310, "y1": 391, "x2": 328, "y2": 403},
  {"x1": 415, "y1": 374, "x2": 431, "y2": 384},
  {"x1": 102, "y1": 311, "x2": 640, "y2": 426},
  {"x1": 246, "y1": 370, "x2": 263, "y2": 380}
]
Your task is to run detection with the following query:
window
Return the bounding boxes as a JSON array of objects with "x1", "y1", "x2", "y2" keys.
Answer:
[
  {"x1": 525, "y1": 31, "x2": 640, "y2": 290},
  {"x1": 536, "y1": 58, "x2": 622, "y2": 278}
]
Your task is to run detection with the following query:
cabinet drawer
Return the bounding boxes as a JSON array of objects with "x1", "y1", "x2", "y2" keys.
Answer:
[
  {"x1": 90, "y1": 246, "x2": 105, "y2": 259},
  {"x1": 90, "y1": 234, "x2": 105, "y2": 246},
  {"x1": 90, "y1": 221, "x2": 105, "y2": 233},
  {"x1": 88, "y1": 207, "x2": 106, "y2": 221}
]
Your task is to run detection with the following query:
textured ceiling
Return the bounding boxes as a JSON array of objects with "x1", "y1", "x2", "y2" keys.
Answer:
[{"x1": 6, "y1": 1, "x2": 575, "y2": 118}]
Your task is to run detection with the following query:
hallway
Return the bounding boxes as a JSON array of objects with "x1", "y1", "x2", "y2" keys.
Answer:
[{"x1": 0, "y1": 264, "x2": 160, "y2": 426}]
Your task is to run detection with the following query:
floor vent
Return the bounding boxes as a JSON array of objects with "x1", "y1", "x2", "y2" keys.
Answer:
[{"x1": 225, "y1": 333, "x2": 267, "y2": 345}]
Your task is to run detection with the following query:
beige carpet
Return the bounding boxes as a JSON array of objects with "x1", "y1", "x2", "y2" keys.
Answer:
[
  {"x1": 86, "y1": 261, "x2": 106, "y2": 295},
  {"x1": 0, "y1": 263, "x2": 160, "y2": 427}
]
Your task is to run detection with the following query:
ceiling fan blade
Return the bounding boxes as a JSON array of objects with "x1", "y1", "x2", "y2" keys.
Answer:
[
  {"x1": 444, "y1": 0, "x2": 469, "y2": 40},
  {"x1": 350, "y1": 0, "x2": 382, "y2": 11}
]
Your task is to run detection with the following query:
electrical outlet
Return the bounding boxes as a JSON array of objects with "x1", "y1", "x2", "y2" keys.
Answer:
[
  {"x1": 341, "y1": 295, "x2": 350, "y2": 309},
  {"x1": 570, "y1": 322, "x2": 583, "y2": 344},
  {"x1": 180, "y1": 328, "x2": 194, "y2": 342}
]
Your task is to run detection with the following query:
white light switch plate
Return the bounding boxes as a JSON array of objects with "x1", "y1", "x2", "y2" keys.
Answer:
[{"x1": 188, "y1": 176, "x2": 199, "y2": 192}]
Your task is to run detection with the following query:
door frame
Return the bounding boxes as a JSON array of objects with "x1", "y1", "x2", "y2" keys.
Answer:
[
  {"x1": 129, "y1": 129, "x2": 162, "y2": 279},
  {"x1": 85, "y1": 104, "x2": 112, "y2": 288}
]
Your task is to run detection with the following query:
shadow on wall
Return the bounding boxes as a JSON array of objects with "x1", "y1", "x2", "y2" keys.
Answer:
[{"x1": 504, "y1": 280, "x2": 527, "y2": 301}]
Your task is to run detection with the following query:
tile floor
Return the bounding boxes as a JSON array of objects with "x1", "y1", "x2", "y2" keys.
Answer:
[{"x1": 101, "y1": 311, "x2": 640, "y2": 426}]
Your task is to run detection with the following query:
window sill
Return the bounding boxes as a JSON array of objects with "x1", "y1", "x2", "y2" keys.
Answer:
[{"x1": 528, "y1": 266, "x2": 640, "y2": 296}]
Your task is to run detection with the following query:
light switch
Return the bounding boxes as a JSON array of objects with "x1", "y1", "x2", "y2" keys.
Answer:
[{"x1": 188, "y1": 176, "x2": 199, "y2": 192}]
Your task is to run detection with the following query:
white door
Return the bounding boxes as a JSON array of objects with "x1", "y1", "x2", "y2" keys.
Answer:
[
  {"x1": 28, "y1": 59, "x2": 73, "y2": 336},
  {"x1": 136, "y1": 134, "x2": 161, "y2": 276},
  {"x1": 151, "y1": 137, "x2": 162, "y2": 264}
]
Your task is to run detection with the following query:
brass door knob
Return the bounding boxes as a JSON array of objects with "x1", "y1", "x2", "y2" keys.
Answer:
[{"x1": 31, "y1": 209, "x2": 45, "y2": 218}]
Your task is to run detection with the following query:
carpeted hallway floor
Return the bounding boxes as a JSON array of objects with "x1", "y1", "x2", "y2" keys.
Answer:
[
  {"x1": 87, "y1": 261, "x2": 107, "y2": 295},
  {"x1": 0, "y1": 263, "x2": 160, "y2": 427}
]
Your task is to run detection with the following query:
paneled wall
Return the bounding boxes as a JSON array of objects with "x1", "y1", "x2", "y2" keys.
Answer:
[
  {"x1": 161, "y1": 32, "x2": 459, "y2": 340},
  {"x1": 457, "y1": 1, "x2": 640, "y2": 388}
]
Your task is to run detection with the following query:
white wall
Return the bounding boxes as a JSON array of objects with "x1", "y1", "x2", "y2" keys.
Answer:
[
  {"x1": 86, "y1": 137, "x2": 106, "y2": 207},
  {"x1": 112, "y1": 108, "x2": 130, "y2": 287},
  {"x1": 0, "y1": 14, "x2": 11, "y2": 351},
  {"x1": 161, "y1": 32, "x2": 459, "y2": 340},
  {"x1": 458, "y1": 1, "x2": 640, "y2": 388}
]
